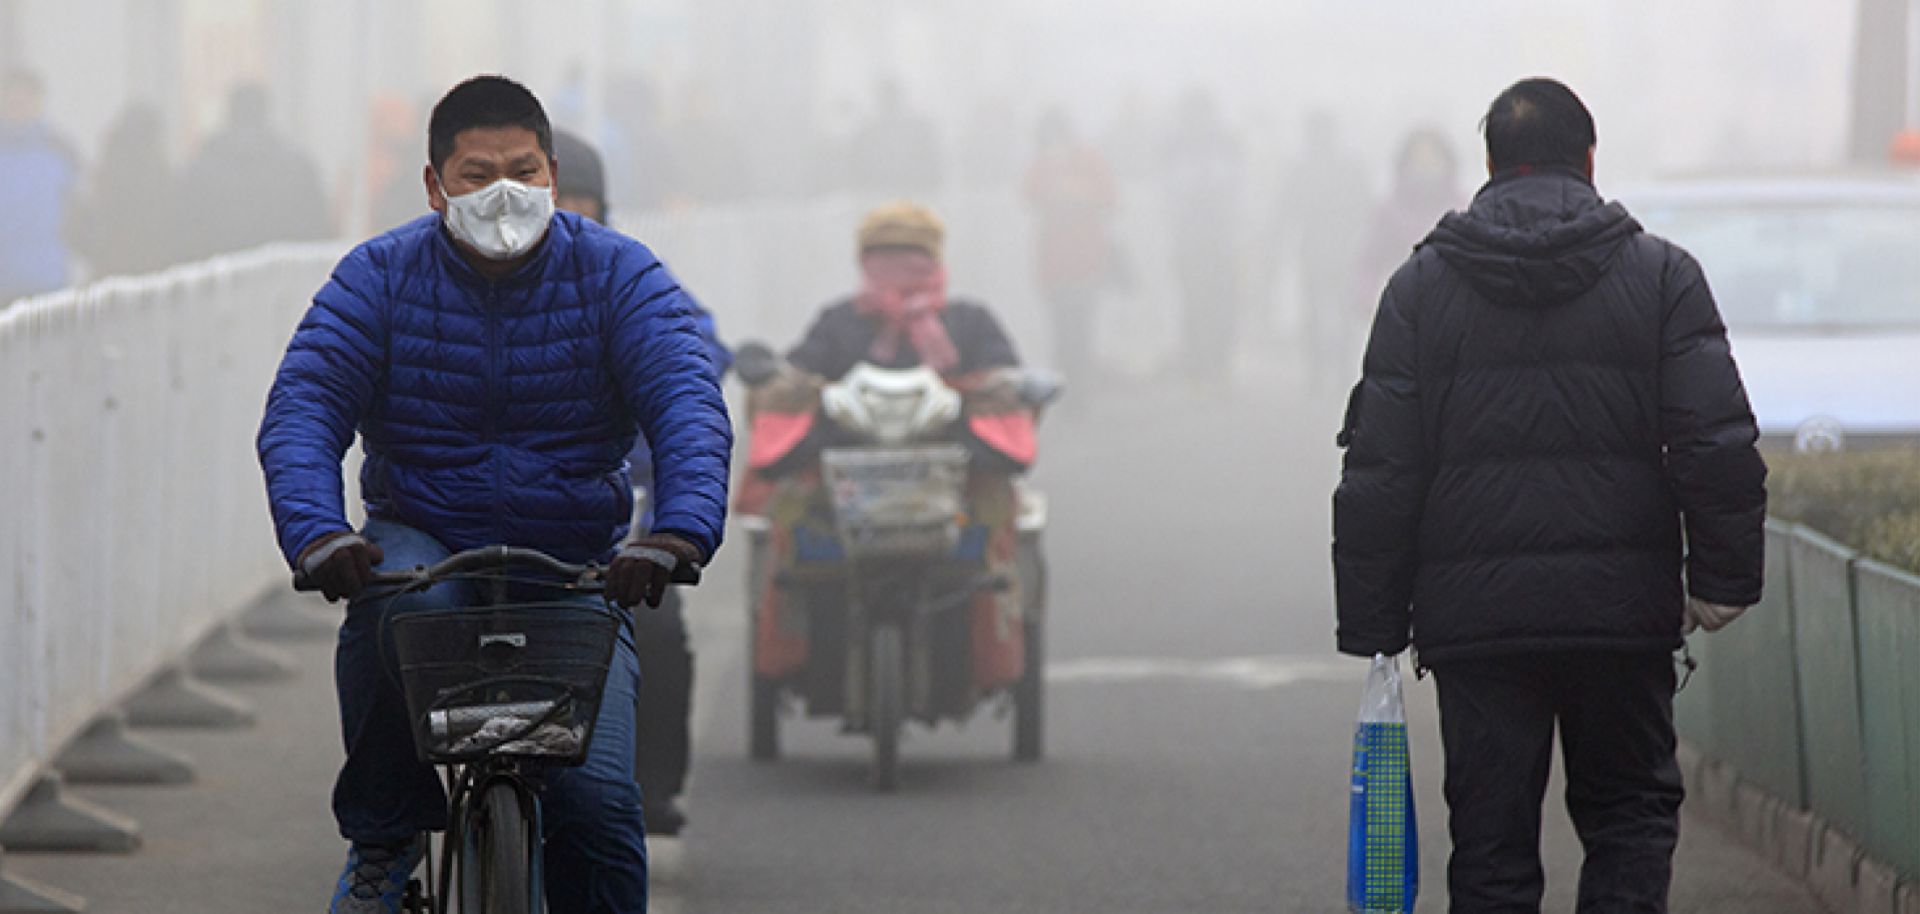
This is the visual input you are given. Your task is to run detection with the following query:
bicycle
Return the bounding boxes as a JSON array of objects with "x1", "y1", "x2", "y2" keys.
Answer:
[{"x1": 298, "y1": 544, "x2": 698, "y2": 914}]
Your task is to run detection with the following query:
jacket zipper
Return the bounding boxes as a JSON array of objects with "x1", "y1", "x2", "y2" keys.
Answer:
[{"x1": 484, "y1": 288, "x2": 504, "y2": 543}]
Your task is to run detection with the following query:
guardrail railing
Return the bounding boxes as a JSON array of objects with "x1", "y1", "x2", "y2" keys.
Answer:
[{"x1": 0, "y1": 244, "x2": 340, "y2": 818}]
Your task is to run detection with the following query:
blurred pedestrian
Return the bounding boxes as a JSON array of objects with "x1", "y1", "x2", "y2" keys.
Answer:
[
  {"x1": 363, "y1": 93, "x2": 426, "y2": 233},
  {"x1": 845, "y1": 79, "x2": 945, "y2": 201},
  {"x1": 1333, "y1": 78, "x2": 1767, "y2": 913},
  {"x1": 70, "y1": 101, "x2": 178, "y2": 279},
  {"x1": 1353, "y1": 127, "x2": 1464, "y2": 308},
  {"x1": 0, "y1": 68, "x2": 79, "y2": 302},
  {"x1": 176, "y1": 82, "x2": 331, "y2": 261},
  {"x1": 1023, "y1": 108, "x2": 1119, "y2": 387},
  {"x1": 1161, "y1": 88, "x2": 1245, "y2": 386},
  {"x1": 553, "y1": 127, "x2": 729, "y2": 837},
  {"x1": 672, "y1": 83, "x2": 755, "y2": 206},
  {"x1": 604, "y1": 73, "x2": 677, "y2": 212},
  {"x1": 1269, "y1": 110, "x2": 1371, "y2": 386}
]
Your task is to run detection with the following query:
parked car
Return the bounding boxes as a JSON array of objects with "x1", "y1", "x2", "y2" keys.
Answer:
[{"x1": 1625, "y1": 175, "x2": 1920, "y2": 451}]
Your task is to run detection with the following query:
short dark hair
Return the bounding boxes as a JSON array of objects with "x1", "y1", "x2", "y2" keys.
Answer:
[
  {"x1": 427, "y1": 75, "x2": 552, "y2": 173},
  {"x1": 1481, "y1": 78, "x2": 1595, "y2": 172}
]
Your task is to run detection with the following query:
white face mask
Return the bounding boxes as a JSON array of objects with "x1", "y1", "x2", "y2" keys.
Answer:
[{"x1": 438, "y1": 176, "x2": 555, "y2": 260}]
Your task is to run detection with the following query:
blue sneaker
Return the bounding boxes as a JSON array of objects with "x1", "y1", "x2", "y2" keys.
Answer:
[{"x1": 330, "y1": 836, "x2": 425, "y2": 914}]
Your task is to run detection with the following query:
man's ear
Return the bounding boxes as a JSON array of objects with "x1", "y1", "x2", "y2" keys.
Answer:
[
  {"x1": 1584, "y1": 146, "x2": 1596, "y2": 182},
  {"x1": 1485, "y1": 154, "x2": 1495, "y2": 179},
  {"x1": 424, "y1": 164, "x2": 446, "y2": 213}
]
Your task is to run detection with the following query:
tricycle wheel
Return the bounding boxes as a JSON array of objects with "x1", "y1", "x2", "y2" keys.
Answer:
[
  {"x1": 869, "y1": 623, "x2": 904, "y2": 791},
  {"x1": 749, "y1": 673, "x2": 781, "y2": 761},
  {"x1": 1013, "y1": 535, "x2": 1047, "y2": 762},
  {"x1": 1013, "y1": 615, "x2": 1045, "y2": 762}
]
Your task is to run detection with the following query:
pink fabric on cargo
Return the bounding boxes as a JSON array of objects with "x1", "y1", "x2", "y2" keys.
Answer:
[
  {"x1": 967, "y1": 412, "x2": 1037, "y2": 468},
  {"x1": 747, "y1": 411, "x2": 815, "y2": 470}
]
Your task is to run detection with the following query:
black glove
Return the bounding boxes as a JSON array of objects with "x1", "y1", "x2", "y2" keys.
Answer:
[
  {"x1": 297, "y1": 532, "x2": 385, "y2": 603},
  {"x1": 608, "y1": 533, "x2": 701, "y2": 608}
]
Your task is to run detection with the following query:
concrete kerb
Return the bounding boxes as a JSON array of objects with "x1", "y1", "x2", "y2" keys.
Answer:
[
  {"x1": 0, "y1": 850, "x2": 84, "y2": 914},
  {"x1": 1897, "y1": 880, "x2": 1920, "y2": 914},
  {"x1": 1681, "y1": 745, "x2": 1919, "y2": 914},
  {"x1": 121, "y1": 666, "x2": 256, "y2": 729},
  {"x1": 1857, "y1": 856, "x2": 1902, "y2": 914},
  {"x1": 1811, "y1": 825, "x2": 1864, "y2": 914},
  {"x1": 1774, "y1": 804, "x2": 1818, "y2": 879},
  {"x1": 1734, "y1": 781, "x2": 1781, "y2": 849},
  {"x1": 239, "y1": 589, "x2": 337, "y2": 642},
  {"x1": 1694, "y1": 754, "x2": 1740, "y2": 821},
  {"x1": 52, "y1": 712, "x2": 193, "y2": 786},
  {"x1": 0, "y1": 774, "x2": 139, "y2": 854},
  {"x1": 189, "y1": 621, "x2": 299, "y2": 683}
]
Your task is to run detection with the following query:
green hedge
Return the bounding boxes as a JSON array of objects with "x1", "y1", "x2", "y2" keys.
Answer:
[{"x1": 1766, "y1": 448, "x2": 1920, "y2": 573}]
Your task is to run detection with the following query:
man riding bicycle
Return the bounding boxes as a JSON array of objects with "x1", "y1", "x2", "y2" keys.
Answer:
[{"x1": 256, "y1": 75, "x2": 730, "y2": 914}]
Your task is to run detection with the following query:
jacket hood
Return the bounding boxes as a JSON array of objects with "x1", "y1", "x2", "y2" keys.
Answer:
[{"x1": 1422, "y1": 166, "x2": 1641, "y2": 308}]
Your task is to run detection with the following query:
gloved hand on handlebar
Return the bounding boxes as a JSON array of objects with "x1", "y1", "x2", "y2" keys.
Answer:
[
  {"x1": 298, "y1": 532, "x2": 385, "y2": 603},
  {"x1": 608, "y1": 533, "x2": 701, "y2": 608}
]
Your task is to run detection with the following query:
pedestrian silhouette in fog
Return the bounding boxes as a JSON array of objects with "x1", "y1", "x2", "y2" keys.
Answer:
[
  {"x1": 176, "y1": 83, "x2": 331, "y2": 261},
  {"x1": 1269, "y1": 109, "x2": 1371, "y2": 387},
  {"x1": 1161, "y1": 88, "x2": 1245, "y2": 386},
  {"x1": 553, "y1": 127, "x2": 730, "y2": 837},
  {"x1": 0, "y1": 68, "x2": 78, "y2": 303},
  {"x1": 1353, "y1": 127, "x2": 1464, "y2": 312},
  {"x1": 845, "y1": 79, "x2": 945, "y2": 201},
  {"x1": 71, "y1": 102, "x2": 177, "y2": 279},
  {"x1": 363, "y1": 93, "x2": 427, "y2": 234},
  {"x1": 1024, "y1": 108, "x2": 1119, "y2": 388},
  {"x1": 1333, "y1": 78, "x2": 1767, "y2": 912}
]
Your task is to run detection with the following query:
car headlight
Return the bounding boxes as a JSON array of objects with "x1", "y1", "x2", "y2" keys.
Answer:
[{"x1": 1794, "y1": 416, "x2": 1845, "y2": 453}]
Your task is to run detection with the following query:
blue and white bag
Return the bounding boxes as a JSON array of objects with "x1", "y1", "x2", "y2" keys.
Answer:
[{"x1": 1347, "y1": 653, "x2": 1417, "y2": 913}]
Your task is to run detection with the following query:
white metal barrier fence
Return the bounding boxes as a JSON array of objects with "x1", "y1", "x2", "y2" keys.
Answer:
[{"x1": 0, "y1": 244, "x2": 341, "y2": 817}]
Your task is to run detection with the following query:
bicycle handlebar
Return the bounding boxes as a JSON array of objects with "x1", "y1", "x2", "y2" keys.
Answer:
[{"x1": 292, "y1": 544, "x2": 702, "y2": 593}]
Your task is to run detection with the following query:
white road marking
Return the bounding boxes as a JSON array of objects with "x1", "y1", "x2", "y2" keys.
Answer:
[{"x1": 1045, "y1": 655, "x2": 1359, "y2": 690}]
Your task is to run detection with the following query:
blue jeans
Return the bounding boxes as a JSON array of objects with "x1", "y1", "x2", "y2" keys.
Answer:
[{"x1": 334, "y1": 519, "x2": 649, "y2": 913}]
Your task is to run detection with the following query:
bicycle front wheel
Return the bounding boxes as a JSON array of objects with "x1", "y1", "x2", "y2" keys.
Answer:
[{"x1": 456, "y1": 780, "x2": 536, "y2": 914}]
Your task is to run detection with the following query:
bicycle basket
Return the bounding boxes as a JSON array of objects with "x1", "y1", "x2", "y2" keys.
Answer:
[
  {"x1": 820, "y1": 445, "x2": 970, "y2": 557},
  {"x1": 389, "y1": 602, "x2": 619, "y2": 765}
]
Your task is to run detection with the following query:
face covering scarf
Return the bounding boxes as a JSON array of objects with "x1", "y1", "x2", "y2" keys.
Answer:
[
  {"x1": 440, "y1": 176, "x2": 555, "y2": 260},
  {"x1": 854, "y1": 252, "x2": 959, "y2": 374}
]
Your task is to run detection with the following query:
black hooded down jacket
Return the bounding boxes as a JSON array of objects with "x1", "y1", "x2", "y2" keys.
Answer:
[{"x1": 1333, "y1": 167, "x2": 1766, "y2": 664}]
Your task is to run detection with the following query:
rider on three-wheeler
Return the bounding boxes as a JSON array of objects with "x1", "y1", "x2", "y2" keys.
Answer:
[{"x1": 737, "y1": 201, "x2": 1048, "y2": 779}]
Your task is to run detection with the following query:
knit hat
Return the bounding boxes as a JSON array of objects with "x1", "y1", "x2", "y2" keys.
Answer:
[
  {"x1": 552, "y1": 128, "x2": 607, "y2": 213},
  {"x1": 857, "y1": 201, "x2": 944, "y2": 261}
]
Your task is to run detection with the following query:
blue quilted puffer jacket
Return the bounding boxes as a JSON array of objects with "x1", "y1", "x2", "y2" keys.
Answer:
[{"x1": 258, "y1": 211, "x2": 731, "y2": 567}]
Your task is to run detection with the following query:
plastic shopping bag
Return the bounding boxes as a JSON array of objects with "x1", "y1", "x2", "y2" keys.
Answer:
[{"x1": 1347, "y1": 653, "x2": 1417, "y2": 913}]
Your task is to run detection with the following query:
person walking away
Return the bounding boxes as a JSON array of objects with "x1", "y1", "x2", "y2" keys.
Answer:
[
  {"x1": 70, "y1": 102, "x2": 178, "y2": 279},
  {"x1": 1268, "y1": 109, "x2": 1371, "y2": 389},
  {"x1": 0, "y1": 68, "x2": 78, "y2": 303},
  {"x1": 1023, "y1": 108, "x2": 1118, "y2": 389},
  {"x1": 176, "y1": 83, "x2": 332, "y2": 262},
  {"x1": 1351, "y1": 127, "x2": 1464, "y2": 326},
  {"x1": 258, "y1": 76, "x2": 731, "y2": 914},
  {"x1": 1161, "y1": 89, "x2": 1245, "y2": 387},
  {"x1": 552, "y1": 127, "x2": 728, "y2": 836},
  {"x1": 1332, "y1": 78, "x2": 1766, "y2": 913}
]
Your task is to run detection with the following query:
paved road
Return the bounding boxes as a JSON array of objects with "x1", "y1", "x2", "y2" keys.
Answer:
[{"x1": 9, "y1": 365, "x2": 1823, "y2": 913}]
